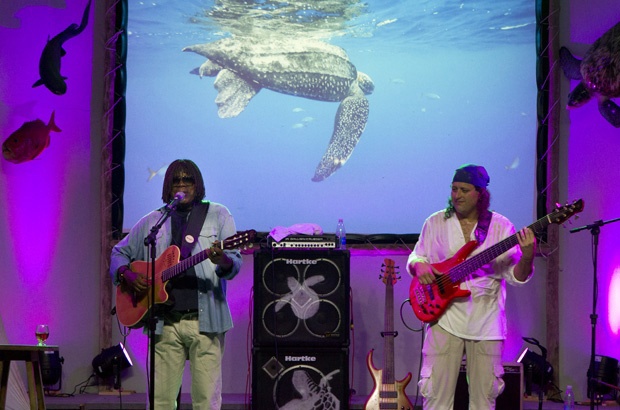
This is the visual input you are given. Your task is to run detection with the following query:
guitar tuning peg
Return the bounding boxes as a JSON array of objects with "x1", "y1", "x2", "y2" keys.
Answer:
[{"x1": 566, "y1": 215, "x2": 579, "y2": 225}]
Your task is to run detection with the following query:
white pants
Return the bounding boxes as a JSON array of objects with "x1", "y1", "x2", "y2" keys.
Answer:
[
  {"x1": 153, "y1": 316, "x2": 225, "y2": 410},
  {"x1": 418, "y1": 324, "x2": 505, "y2": 410}
]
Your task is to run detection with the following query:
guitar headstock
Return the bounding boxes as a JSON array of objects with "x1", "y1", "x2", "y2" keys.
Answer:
[
  {"x1": 223, "y1": 229, "x2": 257, "y2": 250},
  {"x1": 550, "y1": 199, "x2": 584, "y2": 225},
  {"x1": 380, "y1": 258, "x2": 400, "y2": 285}
]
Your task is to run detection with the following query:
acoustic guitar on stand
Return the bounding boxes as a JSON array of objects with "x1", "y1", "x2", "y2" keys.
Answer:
[
  {"x1": 365, "y1": 258, "x2": 415, "y2": 410},
  {"x1": 409, "y1": 199, "x2": 584, "y2": 323},
  {"x1": 115, "y1": 229, "x2": 256, "y2": 328}
]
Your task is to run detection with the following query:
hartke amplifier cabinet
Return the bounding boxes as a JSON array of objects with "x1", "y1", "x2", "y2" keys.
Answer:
[
  {"x1": 454, "y1": 361, "x2": 523, "y2": 410},
  {"x1": 252, "y1": 346, "x2": 349, "y2": 410},
  {"x1": 253, "y1": 249, "x2": 350, "y2": 347}
]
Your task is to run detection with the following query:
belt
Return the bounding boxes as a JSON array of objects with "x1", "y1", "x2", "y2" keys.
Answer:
[{"x1": 164, "y1": 309, "x2": 199, "y2": 323}]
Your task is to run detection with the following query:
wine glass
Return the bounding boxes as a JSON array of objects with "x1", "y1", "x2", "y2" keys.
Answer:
[{"x1": 35, "y1": 324, "x2": 49, "y2": 346}]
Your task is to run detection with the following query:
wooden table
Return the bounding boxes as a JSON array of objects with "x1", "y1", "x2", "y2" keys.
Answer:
[{"x1": 0, "y1": 344, "x2": 59, "y2": 410}]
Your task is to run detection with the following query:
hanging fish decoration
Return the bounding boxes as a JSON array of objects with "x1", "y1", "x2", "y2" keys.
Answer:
[
  {"x1": 2, "y1": 111, "x2": 61, "y2": 164},
  {"x1": 32, "y1": 0, "x2": 91, "y2": 95}
]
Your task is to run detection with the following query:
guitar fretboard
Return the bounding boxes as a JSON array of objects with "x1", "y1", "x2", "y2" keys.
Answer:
[
  {"x1": 162, "y1": 248, "x2": 212, "y2": 282},
  {"x1": 383, "y1": 277, "x2": 395, "y2": 385},
  {"x1": 448, "y1": 213, "x2": 552, "y2": 283}
]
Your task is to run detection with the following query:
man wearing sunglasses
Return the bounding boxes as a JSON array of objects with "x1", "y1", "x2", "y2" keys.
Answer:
[{"x1": 110, "y1": 159, "x2": 242, "y2": 409}]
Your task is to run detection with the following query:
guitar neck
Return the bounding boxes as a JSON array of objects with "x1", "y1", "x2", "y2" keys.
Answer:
[
  {"x1": 383, "y1": 278, "x2": 396, "y2": 384},
  {"x1": 449, "y1": 215, "x2": 550, "y2": 283},
  {"x1": 161, "y1": 248, "x2": 212, "y2": 282}
]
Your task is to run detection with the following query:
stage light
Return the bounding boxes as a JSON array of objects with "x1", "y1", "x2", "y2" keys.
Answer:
[
  {"x1": 39, "y1": 350, "x2": 64, "y2": 391},
  {"x1": 587, "y1": 355, "x2": 619, "y2": 402},
  {"x1": 92, "y1": 343, "x2": 133, "y2": 389},
  {"x1": 517, "y1": 347, "x2": 554, "y2": 395}
]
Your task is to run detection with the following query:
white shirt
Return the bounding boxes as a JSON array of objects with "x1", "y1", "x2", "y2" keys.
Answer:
[{"x1": 407, "y1": 210, "x2": 532, "y2": 340}]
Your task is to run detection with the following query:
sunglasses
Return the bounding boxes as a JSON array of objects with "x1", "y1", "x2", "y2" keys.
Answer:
[{"x1": 172, "y1": 176, "x2": 195, "y2": 185}]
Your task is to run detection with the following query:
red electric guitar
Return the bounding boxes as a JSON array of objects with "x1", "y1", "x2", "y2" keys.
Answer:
[
  {"x1": 409, "y1": 199, "x2": 584, "y2": 323},
  {"x1": 365, "y1": 259, "x2": 415, "y2": 410},
  {"x1": 116, "y1": 229, "x2": 256, "y2": 328}
]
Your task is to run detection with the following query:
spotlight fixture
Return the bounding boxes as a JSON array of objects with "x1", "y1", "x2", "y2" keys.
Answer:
[
  {"x1": 92, "y1": 342, "x2": 133, "y2": 387},
  {"x1": 517, "y1": 347, "x2": 554, "y2": 392},
  {"x1": 587, "y1": 355, "x2": 619, "y2": 402},
  {"x1": 517, "y1": 336, "x2": 554, "y2": 401},
  {"x1": 39, "y1": 350, "x2": 64, "y2": 391}
]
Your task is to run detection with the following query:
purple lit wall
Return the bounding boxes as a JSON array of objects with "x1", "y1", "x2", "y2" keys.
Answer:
[
  {"x1": 558, "y1": 0, "x2": 620, "y2": 401},
  {"x1": 611, "y1": 269, "x2": 620, "y2": 334},
  {"x1": 0, "y1": 0, "x2": 103, "y2": 398},
  {"x1": 0, "y1": 0, "x2": 619, "y2": 405}
]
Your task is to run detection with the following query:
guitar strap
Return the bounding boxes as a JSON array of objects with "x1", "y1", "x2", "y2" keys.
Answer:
[
  {"x1": 474, "y1": 210, "x2": 493, "y2": 245},
  {"x1": 180, "y1": 201, "x2": 210, "y2": 259}
]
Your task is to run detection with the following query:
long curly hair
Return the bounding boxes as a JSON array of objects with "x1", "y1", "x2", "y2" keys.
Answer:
[
  {"x1": 161, "y1": 159, "x2": 206, "y2": 204},
  {"x1": 444, "y1": 187, "x2": 491, "y2": 219}
]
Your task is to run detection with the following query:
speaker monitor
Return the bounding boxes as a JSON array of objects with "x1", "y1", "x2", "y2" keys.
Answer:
[
  {"x1": 253, "y1": 249, "x2": 350, "y2": 347},
  {"x1": 252, "y1": 346, "x2": 349, "y2": 410},
  {"x1": 454, "y1": 362, "x2": 523, "y2": 410}
]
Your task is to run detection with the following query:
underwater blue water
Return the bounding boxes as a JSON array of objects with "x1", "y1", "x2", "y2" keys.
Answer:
[{"x1": 124, "y1": 0, "x2": 536, "y2": 234}]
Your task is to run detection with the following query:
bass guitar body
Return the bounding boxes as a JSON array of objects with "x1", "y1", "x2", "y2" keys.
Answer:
[
  {"x1": 365, "y1": 349, "x2": 414, "y2": 410},
  {"x1": 409, "y1": 240, "x2": 477, "y2": 323}
]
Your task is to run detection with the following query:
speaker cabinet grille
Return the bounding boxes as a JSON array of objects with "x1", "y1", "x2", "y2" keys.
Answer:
[
  {"x1": 253, "y1": 249, "x2": 350, "y2": 346},
  {"x1": 252, "y1": 347, "x2": 349, "y2": 410}
]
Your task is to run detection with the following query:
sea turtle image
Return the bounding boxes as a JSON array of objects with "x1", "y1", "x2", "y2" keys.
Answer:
[
  {"x1": 183, "y1": 37, "x2": 374, "y2": 181},
  {"x1": 275, "y1": 275, "x2": 324, "y2": 320},
  {"x1": 559, "y1": 21, "x2": 620, "y2": 128},
  {"x1": 279, "y1": 369, "x2": 340, "y2": 410}
]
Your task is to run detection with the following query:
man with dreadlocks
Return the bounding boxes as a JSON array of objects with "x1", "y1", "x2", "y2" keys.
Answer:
[
  {"x1": 110, "y1": 159, "x2": 242, "y2": 409},
  {"x1": 407, "y1": 164, "x2": 536, "y2": 410}
]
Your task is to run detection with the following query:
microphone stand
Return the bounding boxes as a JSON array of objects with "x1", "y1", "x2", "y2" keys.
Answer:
[
  {"x1": 570, "y1": 216, "x2": 620, "y2": 410},
  {"x1": 144, "y1": 205, "x2": 176, "y2": 410}
]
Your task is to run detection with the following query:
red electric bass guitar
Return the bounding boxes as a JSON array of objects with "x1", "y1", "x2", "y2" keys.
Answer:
[
  {"x1": 365, "y1": 259, "x2": 415, "y2": 410},
  {"x1": 409, "y1": 199, "x2": 584, "y2": 323}
]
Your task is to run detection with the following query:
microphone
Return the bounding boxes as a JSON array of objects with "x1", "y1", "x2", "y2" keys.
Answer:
[{"x1": 165, "y1": 192, "x2": 185, "y2": 211}]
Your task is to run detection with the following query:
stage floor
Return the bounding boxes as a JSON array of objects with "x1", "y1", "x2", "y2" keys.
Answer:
[{"x1": 43, "y1": 393, "x2": 620, "y2": 409}]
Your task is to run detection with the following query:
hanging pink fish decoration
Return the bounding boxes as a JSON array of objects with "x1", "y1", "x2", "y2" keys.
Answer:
[{"x1": 2, "y1": 111, "x2": 61, "y2": 164}]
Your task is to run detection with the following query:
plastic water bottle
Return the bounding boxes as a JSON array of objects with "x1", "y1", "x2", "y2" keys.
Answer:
[
  {"x1": 335, "y1": 219, "x2": 346, "y2": 250},
  {"x1": 563, "y1": 385, "x2": 575, "y2": 410}
]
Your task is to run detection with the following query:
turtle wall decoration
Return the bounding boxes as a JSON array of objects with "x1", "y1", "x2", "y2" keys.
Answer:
[{"x1": 560, "y1": 21, "x2": 620, "y2": 128}]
